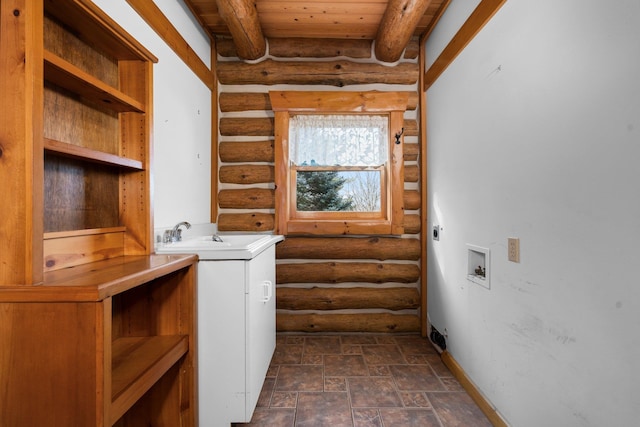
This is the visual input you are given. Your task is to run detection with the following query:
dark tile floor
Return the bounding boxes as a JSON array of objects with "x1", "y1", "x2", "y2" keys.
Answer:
[{"x1": 233, "y1": 334, "x2": 493, "y2": 427}]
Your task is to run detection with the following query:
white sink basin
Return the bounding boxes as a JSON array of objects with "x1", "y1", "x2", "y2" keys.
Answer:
[{"x1": 155, "y1": 234, "x2": 284, "y2": 260}]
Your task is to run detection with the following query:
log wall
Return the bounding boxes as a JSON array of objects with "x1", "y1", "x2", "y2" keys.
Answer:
[{"x1": 216, "y1": 37, "x2": 423, "y2": 333}]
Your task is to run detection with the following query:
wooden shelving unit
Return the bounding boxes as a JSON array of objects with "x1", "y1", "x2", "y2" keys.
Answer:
[
  {"x1": 0, "y1": 0, "x2": 197, "y2": 425},
  {"x1": 0, "y1": 254, "x2": 197, "y2": 426}
]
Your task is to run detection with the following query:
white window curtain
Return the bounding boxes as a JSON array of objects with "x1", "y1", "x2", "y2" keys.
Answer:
[{"x1": 289, "y1": 114, "x2": 388, "y2": 167}]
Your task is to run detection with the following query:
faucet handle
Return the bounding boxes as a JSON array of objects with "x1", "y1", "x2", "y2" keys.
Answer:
[{"x1": 163, "y1": 229, "x2": 172, "y2": 243}]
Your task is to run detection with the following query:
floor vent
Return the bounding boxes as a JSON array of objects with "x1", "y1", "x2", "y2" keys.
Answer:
[{"x1": 430, "y1": 326, "x2": 447, "y2": 351}]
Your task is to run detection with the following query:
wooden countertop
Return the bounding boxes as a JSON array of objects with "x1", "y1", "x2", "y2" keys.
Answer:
[{"x1": 0, "y1": 254, "x2": 197, "y2": 302}]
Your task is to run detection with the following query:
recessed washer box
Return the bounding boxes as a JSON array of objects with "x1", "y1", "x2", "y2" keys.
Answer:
[{"x1": 467, "y1": 244, "x2": 490, "y2": 289}]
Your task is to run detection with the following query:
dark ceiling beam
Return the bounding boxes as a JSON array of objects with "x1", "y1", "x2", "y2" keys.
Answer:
[
  {"x1": 215, "y1": 0, "x2": 266, "y2": 60},
  {"x1": 375, "y1": 0, "x2": 433, "y2": 63}
]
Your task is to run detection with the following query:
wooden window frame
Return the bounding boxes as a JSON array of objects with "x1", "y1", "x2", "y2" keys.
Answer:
[{"x1": 270, "y1": 91, "x2": 407, "y2": 236}]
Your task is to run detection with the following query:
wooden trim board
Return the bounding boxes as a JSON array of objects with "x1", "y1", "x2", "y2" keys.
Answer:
[
  {"x1": 419, "y1": 35, "x2": 428, "y2": 336},
  {"x1": 125, "y1": 0, "x2": 214, "y2": 90},
  {"x1": 424, "y1": 0, "x2": 507, "y2": 90},
  {"x1": 441, "y1": 351, "x2": 509, "y2": 427}
]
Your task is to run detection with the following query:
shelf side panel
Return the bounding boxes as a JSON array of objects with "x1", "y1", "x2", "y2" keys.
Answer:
[
  {"x1": 0, "y1": 0, "x2": 44, "y2": 285},
  {"x1": 0, "y1": 301, "x2": 101, "y2": 424}
]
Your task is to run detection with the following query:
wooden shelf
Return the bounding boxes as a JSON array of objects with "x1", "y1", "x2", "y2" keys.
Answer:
[
  {"x1": 45, "y1": 0, "x2": 157, "y2": 63},
  {"x1": 111, "y1": 335, "x2": 189, "y2": 425},
  {"x1": 0, "y1": 255, "x2": 198, "y2": 302},
  {"x1": 44, "y1": 50, "x2": 145, "y2": 113},
  {"x1": 44, "y1": 138, "x2": 143, "y2": 170}
]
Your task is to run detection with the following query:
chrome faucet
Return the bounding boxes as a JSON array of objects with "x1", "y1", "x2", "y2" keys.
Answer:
[{"x1": 164, "y1": 221, "x2": 191, "y2": 243}]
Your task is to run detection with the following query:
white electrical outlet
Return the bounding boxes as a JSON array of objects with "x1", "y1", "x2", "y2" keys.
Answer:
[{"x1": 508, "y1": 238, "x2": 520, "y2": 263}]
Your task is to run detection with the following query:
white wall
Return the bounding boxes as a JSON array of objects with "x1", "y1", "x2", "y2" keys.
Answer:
[
  {"x1": 426, "y1": 0, "x2": 640, "y2": 426},
  {"x1": 93, "y1": 0, "x2": 212, "y2": 231}
]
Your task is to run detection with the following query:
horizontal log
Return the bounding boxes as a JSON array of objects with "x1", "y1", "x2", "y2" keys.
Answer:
[
  {"x1": 405, "y1": 164, "x2": 419, "y2": 182},
  {"x1": 277, "y1": 287, "x2": 420, "y2": 311},
  {"x1": 219, "y1": 92, "x2": 271, "y2": 112},
  {"x1": 404, "y1": 143, "x2": 419, "y2": 161},
  {"x1": 404, "y1": 190, "x2": 421, "y2": 210},
  {"x1": 276, "y1": 237, "x2": 421, "y2": 261},
  {"x1": 219, "y1": 117, "x2": 417, "y2": 137},
  {"x1": 403, "y1": 119, "x2": 418, "y2": 136},
  {"x1": 277, "y1": 262, "x2": 420, "y2": 284},
  {"x1": 217, "y1": 37, "x2": 373, "y2": 59},
  {"x1": 404, "y1": 38, "x2": 420, "y2": 59},
  {"x1": 220, "y1": 91, "x2": 419, "y2": 112},
  {"x1": 220, "y1": 117, "x2": 274, "y2": 136},
  {"x1": 217, "y1": 59, "x2": 419, "y2": 86},
  {"x1": 276, "y1": 312, "x2": 421, "y2": 333},
  {"x1": 217, "y1": 213, "x2": 274, "y2": 232},
  {"x1": 403, "y1": 214, "x2": 421, "y2": 234},
  {"x1": 218, "y1": 188, "x2": 274, "y2": 208},
  {"x1": 219, "y1": 165, "x2": 274, "y2": 184},
  {"x1": 217, "y1": 216, "x2": 419, "y2": 238},
  {"x1": 216, "y1": 37, "x2": 240, "y2": 57},
  {"x1": 219, "y1": 140, "x2": 274, "y2": 163},
  {"x1": 407, "y1": 92, "x2": 419, "y2": 111},
  {"x1": 269, "y1": 38, "x2": 372, "y2": 58}
]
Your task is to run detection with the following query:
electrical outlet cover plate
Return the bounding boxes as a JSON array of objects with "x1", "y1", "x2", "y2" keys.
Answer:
[
  {"x1": 432, "y1": 225, "x2": 440, "y2": 241},
  {"x1": 508, "y1": 237, "x2": 520, "y2": 263}
]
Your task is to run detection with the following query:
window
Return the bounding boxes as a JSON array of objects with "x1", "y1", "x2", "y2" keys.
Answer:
[{"x1": 270, "y1": 91, "x2": 407, "y2": 235}]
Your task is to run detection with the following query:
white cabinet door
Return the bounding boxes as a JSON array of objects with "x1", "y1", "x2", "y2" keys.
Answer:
[
  {"x1": 245, "y1": 246, "x2": 277, "y2": 419},
  {"x1": 197, "y1": 260, "x2": 246, "y2": 426}
]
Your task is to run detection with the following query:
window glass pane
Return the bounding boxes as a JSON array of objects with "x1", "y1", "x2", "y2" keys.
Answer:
[
  {"x1": 296, "y1": 170, "x2": 381, "y2": 212},
  {"x1": 290, "y1": 115, "x2": 388, "y2": 166},
  {"x1": 341, "y1": 170, "x2": 381, "y2": 211}
]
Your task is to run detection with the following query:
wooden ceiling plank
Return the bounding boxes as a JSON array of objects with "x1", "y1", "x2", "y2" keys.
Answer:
[
  {"x1": 262, "y1": 23, "x2": 379, "y2": 40},
  {"x1": 375, "y1": 0, "x2": 434, "y2": 62},
  {"x1": 256, "y1": 2, "x2": 387, "y2": 15},
  {"x1": 258, "y1": 12, "x2": 384, "y2": 25}
]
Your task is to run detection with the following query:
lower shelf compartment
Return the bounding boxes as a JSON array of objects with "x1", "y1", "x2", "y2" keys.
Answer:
[{"x1": 111, "y1": 335, "x2": 189, "y2": 424}]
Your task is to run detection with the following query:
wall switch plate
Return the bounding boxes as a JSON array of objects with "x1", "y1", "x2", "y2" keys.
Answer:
[{"x1": 508, "y1": 237, "x2": 520, "y2": 263}]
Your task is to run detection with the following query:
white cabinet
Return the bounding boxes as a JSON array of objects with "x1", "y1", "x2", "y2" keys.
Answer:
[{"x1": 198, "y1": 245, "x2": 277, "y2": 426}]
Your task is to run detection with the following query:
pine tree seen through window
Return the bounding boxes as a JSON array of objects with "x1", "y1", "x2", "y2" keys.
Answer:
[{"x1": 296, "y1": 170, "x2": 354, "y2": 211}]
